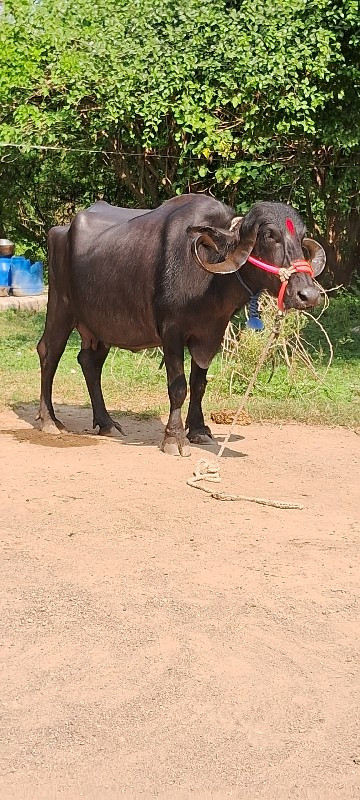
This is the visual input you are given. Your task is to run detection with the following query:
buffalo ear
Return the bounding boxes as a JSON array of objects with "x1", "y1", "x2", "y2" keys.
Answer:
[{"x1": 302, "y1": 237, "x2": 326, "y2": 277}]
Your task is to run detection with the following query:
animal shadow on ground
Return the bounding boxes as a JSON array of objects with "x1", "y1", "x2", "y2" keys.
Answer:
[{"x1": 12, "y1": 404, "x2": 247, "y2": 458}]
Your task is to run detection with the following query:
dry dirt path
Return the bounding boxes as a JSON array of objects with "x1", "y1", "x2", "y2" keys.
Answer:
[{"x1": 0, "y1": 405, "x2": 359, "y2": 799}]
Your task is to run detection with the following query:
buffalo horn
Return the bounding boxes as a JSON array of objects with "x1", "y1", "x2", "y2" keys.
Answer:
[
  {"x1": 192, "y1": 227, "x2": 258, "y2": 275},
  {"x1": 302, "y1": 237, "x2": 326, "y2": 277}
]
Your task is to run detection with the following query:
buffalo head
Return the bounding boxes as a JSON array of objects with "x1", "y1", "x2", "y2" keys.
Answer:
[{"x1": 188, "y1": 202, "x2": 326, "y2": 310}]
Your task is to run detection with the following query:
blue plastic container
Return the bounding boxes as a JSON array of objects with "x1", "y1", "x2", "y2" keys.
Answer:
[
  {"x1": 11, "y1": 257, "x2": 44, "y2": 296},
  {"x1": 0, "y1": 256, "x2": 11, "y2": 295}
]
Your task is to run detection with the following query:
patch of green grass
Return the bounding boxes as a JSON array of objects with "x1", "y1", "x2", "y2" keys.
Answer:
[
  {"x1": 0, "y1": 291, "x2": 359, "y2": 427},
  {"x1": 0, "y1": 310, "x2": 167, "y2": 415}
]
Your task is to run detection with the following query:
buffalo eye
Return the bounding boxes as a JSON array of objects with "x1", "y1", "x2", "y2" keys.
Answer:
[{"x1": 264, "y1": 228, "x2": 282, "y2": 244}]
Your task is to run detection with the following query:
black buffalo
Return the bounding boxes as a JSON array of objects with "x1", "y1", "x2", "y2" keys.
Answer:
[{"x1": 37, "y1": 194, "x2": 325, "y2": 455}]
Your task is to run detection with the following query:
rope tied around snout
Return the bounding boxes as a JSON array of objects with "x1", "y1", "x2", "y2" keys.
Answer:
[{"x1": 278, "y1": 265, "x2": 296, "y2": 283}]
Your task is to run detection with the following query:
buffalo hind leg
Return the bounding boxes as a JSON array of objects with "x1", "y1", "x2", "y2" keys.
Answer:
[
  {"x1": 186, "y1": 359, "x2": 214, "y2": 445},
  {"x1": 161, "y1": 334, "x2": 190, "y2": 457},
  {"x1": 77, "y1": 343, "x2": 124, "y2": 436},
  {"x1": 37, "y1": 308, "x2": 74, "y2": 434}
]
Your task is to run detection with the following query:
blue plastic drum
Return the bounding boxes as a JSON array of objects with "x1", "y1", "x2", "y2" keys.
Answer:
[
  {"x1": 11, "y1": 257, "x2": 44, "y2": 296},
  {"x1": 0, "y1": 256, "x2": 11, "y2": 295}
]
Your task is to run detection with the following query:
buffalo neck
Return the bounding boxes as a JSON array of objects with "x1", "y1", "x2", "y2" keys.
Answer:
[{"x1": 216, "y1": 267, "x2": 267, "y2": 317}]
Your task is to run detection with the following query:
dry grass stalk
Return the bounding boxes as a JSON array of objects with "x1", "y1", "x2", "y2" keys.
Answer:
[{"x1": 219, "y1": 293, "x2": 333, "y2": 399}]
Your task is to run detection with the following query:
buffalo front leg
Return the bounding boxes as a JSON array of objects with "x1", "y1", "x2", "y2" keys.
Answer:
[
  {"x1": 77, "y1": 343, "x2": 124, "y2": 435},
  {"x1": 185, "y1": 359, "x2": 214, "y2": 444},
  {"x1": 37, "y1": 307, "x2": 74, "y2": 434},
  {"x1": 161, "y1": 336, "x2": 190, "y2": 457}
]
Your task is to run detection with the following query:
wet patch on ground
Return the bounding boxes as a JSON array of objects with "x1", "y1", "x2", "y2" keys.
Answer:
[{"x1": 0, "y1": 428, "x2": 100, "y2": 448}]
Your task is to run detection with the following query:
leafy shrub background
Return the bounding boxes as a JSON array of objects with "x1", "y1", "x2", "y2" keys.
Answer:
[{"x1": 0, "y1": 0, "x2": 359, "y2": 284}]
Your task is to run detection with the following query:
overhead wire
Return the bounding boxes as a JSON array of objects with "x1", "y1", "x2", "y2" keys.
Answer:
[{"x1": 0, "y1": 141, "x2": 358, "y2": 168}]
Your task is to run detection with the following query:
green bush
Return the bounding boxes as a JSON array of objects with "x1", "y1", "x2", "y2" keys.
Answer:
[{"x1": 0, "y1": 0, "x2": 359, "y2": 283}]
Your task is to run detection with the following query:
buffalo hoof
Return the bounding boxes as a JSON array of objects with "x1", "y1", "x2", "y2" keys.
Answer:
[
  {"x1": 187, "y1": 428, "x2": 215, "y2": 445},
  {"x1": 95, "y1": 416, "x2": 125, "y2": 436},
  {"x1": 161, "y1": 436, "x2": 191, "y2": 457},
  {"x1": 41, "y1": 418, "x2": 67, "y2": 435}
]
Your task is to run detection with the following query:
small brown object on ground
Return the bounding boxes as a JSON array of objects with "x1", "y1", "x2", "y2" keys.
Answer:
[{"x1": 211, "y1": 408, "x2": 252, "y2": 425}]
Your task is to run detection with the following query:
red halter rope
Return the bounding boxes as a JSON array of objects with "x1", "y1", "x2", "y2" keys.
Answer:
[{"x1": 246, "y1": 255, "x2": 314, "y2": 312}]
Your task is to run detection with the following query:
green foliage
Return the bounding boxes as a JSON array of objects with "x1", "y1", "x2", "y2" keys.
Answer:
[{"x1": 0, "y1": 0, "x2": 359, "y2": 280}]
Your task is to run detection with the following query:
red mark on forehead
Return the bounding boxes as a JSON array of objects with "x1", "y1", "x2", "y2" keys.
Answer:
[{"x1": 286, "y1": 217, "x2": 295, "y2": 236}]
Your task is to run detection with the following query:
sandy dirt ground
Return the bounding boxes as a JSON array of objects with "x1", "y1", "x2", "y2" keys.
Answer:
[{"x1": 0, "y1": 404, "x2": 359, "y2": 800}]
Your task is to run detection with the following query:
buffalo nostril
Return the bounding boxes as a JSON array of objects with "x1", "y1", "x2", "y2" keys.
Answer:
[
  {"x1": 297, "y1": 288, "x2": 320, "y2": 306},
  {"x1": 298, "y1": 290, "x2": 310, "y2": 302}
]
